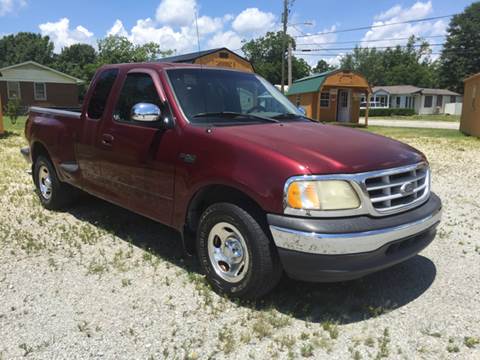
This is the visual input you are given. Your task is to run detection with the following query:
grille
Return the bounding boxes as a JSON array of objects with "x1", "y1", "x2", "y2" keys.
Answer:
[{"x1": 364, "y1": 165, "x2": 429, "y2": 214}]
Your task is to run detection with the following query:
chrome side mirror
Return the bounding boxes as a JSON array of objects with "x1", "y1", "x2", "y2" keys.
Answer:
[{"x1": 131, "y1": 103, "x2": 161, "y2": 122}]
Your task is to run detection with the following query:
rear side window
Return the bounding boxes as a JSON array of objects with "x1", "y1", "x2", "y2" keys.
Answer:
[
  {"x1": 87, "y1": 69, "x2": 119, "y2": 119},
  {"x1": 113, "y1": 73, "x2": 162, "y2": 122}
]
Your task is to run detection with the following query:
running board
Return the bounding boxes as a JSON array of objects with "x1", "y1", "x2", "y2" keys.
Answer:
[{"x1": 59, "y1": 162, "x2": 79, "y2": 173}]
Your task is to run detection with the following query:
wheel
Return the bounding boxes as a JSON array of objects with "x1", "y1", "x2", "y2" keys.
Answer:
[
  {"x1": 33, "y1": 156, "x2": 77, "y2": 210},
  {"x1": 197, "y1": 202, "x2": 282, "y2": 299}
]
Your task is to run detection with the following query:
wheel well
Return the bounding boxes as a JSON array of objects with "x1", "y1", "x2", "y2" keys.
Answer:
[
  {"x1": 31, "y1": 142, "x2": 51, "y2": 163},
  {"x1": 184, "y1": 185, "x2": 267, "y2": 252}
]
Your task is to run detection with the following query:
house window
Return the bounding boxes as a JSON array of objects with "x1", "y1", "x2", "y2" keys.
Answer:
[
  {"x1": 424, "y1": 95, "x2": 433, "y2": 108},
  {"x1": 450, "y1": 95, "x2": 456, "y2": 103},
  {"x1": 320, "y1": 92, "x2": 330, "y2": 107},
  {"x1": 219, "y1": 52, "x2": 229, "y2": 59},
  {"x1": 375, "y1": 95, "x2": 387, "y2": 107},
  {"x1": 7, "y1": 81, "x2": 21, "y2": 99},
  {"x1": 396, "y1": 96, "x2": 401, "y2": 107},
  {"x1": 436, "y1": 95, "x2": 443, "y2": 107},
  {"x1": 34, "y1": 82, "x2": 47, "y2": 100}
]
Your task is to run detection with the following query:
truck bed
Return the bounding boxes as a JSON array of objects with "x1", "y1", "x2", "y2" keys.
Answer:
[{"x1": 29, "y1": 106, "x2": 82, "y2": 119}]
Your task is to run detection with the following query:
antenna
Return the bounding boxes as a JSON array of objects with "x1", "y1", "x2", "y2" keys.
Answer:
[{"x1": 194, "y1": 7, "x2": 201, "y2": 53}]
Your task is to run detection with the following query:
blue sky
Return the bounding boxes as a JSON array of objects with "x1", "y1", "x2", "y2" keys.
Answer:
[{"x1": 0, "y1": 0, "x2": 475, "y2": 65}]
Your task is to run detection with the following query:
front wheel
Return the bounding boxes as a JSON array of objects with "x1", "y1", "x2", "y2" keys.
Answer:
[{"x1": 197, "y1": 203, "x2": 282, "y2": 299}]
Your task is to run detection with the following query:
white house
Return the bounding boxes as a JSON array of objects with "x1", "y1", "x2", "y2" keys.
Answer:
[{"x1": 361, "y1": 85, "x2": 463, "y2": 115}]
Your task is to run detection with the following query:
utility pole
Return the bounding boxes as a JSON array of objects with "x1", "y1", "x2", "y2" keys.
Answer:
[
  {"x1": 287, "y1": 42, "x2": 292, "y2": 87},
  {"x1": 280, "y1": 0, "x2": 289, "y2": 93}
]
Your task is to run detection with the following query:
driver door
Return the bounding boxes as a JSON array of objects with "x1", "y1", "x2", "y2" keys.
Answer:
[{"x1": 97, "y1": 69, "x2": 178, "y2": 224}]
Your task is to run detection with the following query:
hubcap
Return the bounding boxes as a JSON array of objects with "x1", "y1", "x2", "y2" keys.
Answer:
[
  {"x1": 207, "y1": 222, "x2": 249, "y2": 283},
  {"x1": 38, "y1": 165, "x2": 52, "y2": 200}
]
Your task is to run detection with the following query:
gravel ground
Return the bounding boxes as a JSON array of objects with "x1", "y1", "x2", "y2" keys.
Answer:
[{"x1": 0, "y1": 128, "x2": 479, "y2": 360}]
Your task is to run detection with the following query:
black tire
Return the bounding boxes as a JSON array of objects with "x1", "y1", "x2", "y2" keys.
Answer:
[
  {"x1": 33, "y1": 155, "x2": 77, "y2": 210},
  {"x1": 197, "y1": 202, "x2": 283, "y2": 299}
]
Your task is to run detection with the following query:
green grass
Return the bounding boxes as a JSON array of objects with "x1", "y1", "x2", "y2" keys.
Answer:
[
  {"x1": 1, "y1": 116, "x2": 27, "y2": 134},
  {"x1": 364, "y1": 125, "x2": 479, "y2": 143},
  {"x1": 371, "y1": 114, "x2": 460, "y2": 122}
]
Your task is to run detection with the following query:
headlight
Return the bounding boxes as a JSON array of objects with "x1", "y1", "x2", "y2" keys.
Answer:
[{"x1": 286, "y1": 180, "x2": 360, "y2": 211}]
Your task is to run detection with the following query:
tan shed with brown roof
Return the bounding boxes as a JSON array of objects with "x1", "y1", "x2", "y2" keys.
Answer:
[{"x1": 460, "y1": 73, "x2": 480, "y2": 137}]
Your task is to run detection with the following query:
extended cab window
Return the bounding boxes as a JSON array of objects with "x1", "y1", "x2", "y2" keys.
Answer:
[
  {"x1": 113, "y1": 73, "x2": 162, "y2": 122},
  {"x1": 87, "y1": 69, "x2": 118, "y2": 119}
]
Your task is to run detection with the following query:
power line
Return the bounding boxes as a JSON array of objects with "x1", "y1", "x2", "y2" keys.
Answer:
[
  {"x1": 295, "y1": 35, "x2": 445, "y2": 46},
  {"x1": 294, "y1": 14, "x2": 455, "y2": 38},
  {"x1": 296, "y1": 43, "x2": 445, "y2": 52}
]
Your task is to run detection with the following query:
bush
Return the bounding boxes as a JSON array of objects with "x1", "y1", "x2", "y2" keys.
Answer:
[
  {"x1": 360, "y1": 108, "x2": 416, "y2": 117},
  {"x1": 4, "y1": 99, "x2": 22, "y2": 124}
]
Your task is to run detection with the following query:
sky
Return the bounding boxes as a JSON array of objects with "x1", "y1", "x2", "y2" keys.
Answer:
[{"x1": 0, "y1": 0, "x2": 475, "y2": 66}]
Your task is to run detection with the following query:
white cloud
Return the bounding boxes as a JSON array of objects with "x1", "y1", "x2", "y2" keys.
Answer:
[
  {"x1": 232, "y1": 8, "x2": 276, "y2": 35},
  {"x1": 208, "y1": 30, "x2": 243, "y2": 50},
  {"x1": 289, "y1": 25, "x2": 338, "y2": 68},
  {"x1": 361, "y1": 1, "x2": 447, "y2": 47},
  {"x1": 0, "y1": 0, "x2": 26, "y2": 16},
  {"x1": 107, "y1": 19, "x2": 128, "y2": 37},
  {"x1": 155, "y1": 0, "x2": 195, "y2": 26},
  {"x1": 39, "y1": 17, "x2": 94, "y2": 52}
]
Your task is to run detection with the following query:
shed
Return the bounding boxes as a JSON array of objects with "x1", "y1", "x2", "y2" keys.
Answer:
[
  {"x1": 157, "y1": 48, "x2": 254, "y2": 72},
  {"x1": 286, "y1": 69, "x2": 371, "y2": 124},
  {"x1": 460, "y1": 73, "x2": 480, "y2": 137},
  {"x1": 0, "y1": 61, "x2": 83, "y2": 111}
]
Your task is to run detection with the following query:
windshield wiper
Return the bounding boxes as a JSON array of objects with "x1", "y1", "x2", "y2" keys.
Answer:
[
  {"x1": 192, "y1": 111, "x2": 279, "y2": 123},
  {"x1": 271, "y1": 113, "x2": 314, "y2": 121}
]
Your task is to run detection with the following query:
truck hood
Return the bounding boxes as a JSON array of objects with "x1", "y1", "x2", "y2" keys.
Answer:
[{"x1": 214, "y1": 121, "x2": 425, "y2": 174}]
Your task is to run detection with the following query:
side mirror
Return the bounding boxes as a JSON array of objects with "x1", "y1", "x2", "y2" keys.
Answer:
[
  {"x1": 131, "y1": 103, "x2": 161, "y2": 122},
  {"x1": 297, "y1": 106, "x2": 306, "y2": 115}
]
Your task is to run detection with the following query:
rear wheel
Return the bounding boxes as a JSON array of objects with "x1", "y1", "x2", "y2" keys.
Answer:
[
  {"x1": 197, "y1": 202, "x2": 282, "y2": 299},
  {"x1": 33, "y1": 156, "x2": 77, "y2": 210}
]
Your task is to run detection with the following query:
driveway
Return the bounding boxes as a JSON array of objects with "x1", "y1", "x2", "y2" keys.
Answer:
[{"x1": 362, "y1": 118, "x2": 460, "y2": 130}]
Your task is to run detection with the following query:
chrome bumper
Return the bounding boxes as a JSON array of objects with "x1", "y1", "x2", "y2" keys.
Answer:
[{"x1": 269, "y1": 209, "x2": 442, "y2": 255}]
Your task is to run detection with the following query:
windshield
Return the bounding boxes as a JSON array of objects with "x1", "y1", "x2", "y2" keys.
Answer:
[{"x1": 166, "y1": 68, "x2": 303, "y2": 124}]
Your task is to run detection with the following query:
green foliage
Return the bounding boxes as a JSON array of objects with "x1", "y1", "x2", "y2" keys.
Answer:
[
  {"x1": 0, "y1": 32, "x2": 55, "y2": 67},
  {"x1": 4, "y1": 99, "x2": 22, "y2": 124},
  {"x1": 242, "y1": 31, "x2": 311, "y2": 84},
  {"x1": 359, "y1": 108, "x2": 415, "y2": 117},
  {"x1": 440, "y1": 2, "x2": 480, "y2": 94},
  {"x1": 312, "y1": 59, "x2": 336, "y2": 74},
  {"x1": 340, "y1": 36, "x2": 439, "y2": 88}
]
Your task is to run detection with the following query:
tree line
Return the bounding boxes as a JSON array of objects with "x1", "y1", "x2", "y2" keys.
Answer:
[{"x1": 0, "y1": 2, "x2": 478, "y2": 94}]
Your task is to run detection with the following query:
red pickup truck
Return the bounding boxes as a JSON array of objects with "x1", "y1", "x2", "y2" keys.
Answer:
[{"x1": 22, "y1": 62, "x2": 442, "y2": 299}]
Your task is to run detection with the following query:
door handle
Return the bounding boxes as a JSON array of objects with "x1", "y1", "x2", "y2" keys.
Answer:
[{"x1": 101, "y1": 133, "x2": 114, "y2": 147}]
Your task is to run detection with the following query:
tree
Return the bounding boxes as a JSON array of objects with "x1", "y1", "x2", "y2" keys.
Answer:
[
  {"x1": 55, "y1": 44, "x2": 97, "y2": 81},
  {"x1": 440, "y1": 2, "x2": 480, "y2": 93},
  {"x1": 340, "y1": 37, "x2": 438, "y2": 87},
  {"x1": 242, "y1": 31, "x2": 311, "y2": 84},
  {"x1": 97, "y1": 35, "x2": 172, "y2": 65},
  {"x1": 0, "y1": 32, "x2": 54, "y2": 67},
  {"x1": 312, "y1": 59, "x2": 335, "y2": 74}
]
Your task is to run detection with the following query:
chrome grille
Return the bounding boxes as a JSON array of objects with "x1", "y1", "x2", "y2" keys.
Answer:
[{"x1": 364, "y1": 164, "x2": 429, "y2": 214}]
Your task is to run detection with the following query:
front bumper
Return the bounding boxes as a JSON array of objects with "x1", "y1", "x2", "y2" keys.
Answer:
[{"x1": 268, "y1": 193, "x2": 442, "y2": 282}]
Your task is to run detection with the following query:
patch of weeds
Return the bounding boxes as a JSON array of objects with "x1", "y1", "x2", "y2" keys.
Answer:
[
  {"x1": 19, "y1": 343, "x2": 34, "y2": 356},
  {"x1": 240, "y1": 332, "x2": 251, "y2": 344},
  {"x1": 121, "y1": 278, "x2": 132, "y2": 287},
  {"x1": 364, "y1": 337, "x2": 375, "y2": 347},
  {"x1": 300, "y1": 343, "x2": 314, "y2": 357},
  {"x1": 300, "y1": 332, "x2": 310, "y2": 340},
  {"x1": 87, "y1": 258, "x2": 108, "y2": 276},
  {"x1": 464, "y1": 336, "x2": 480, "y2": 348},
  {"x1": 77, "y1": 320, "x2": 92, "y2": 337},
  {"x1": 276, "y1": 335, "x2": 296, "y2": 351},
  {"x1": 187, "y1": 273, "x2": 214, "y2": 310},
  {"x1": 375, "y1": 328, "x2": 390, "y2": 359},
  {"x1": 352, "y1": 350, "x2": 362, "y2": 360},
  {"x1": 218, "y1": 328, "x2": 235, "y2": 354},
  {"x1": 422, "y1": 328, "x2": 442, "y2": 338},
  {"x1": 252, "y1": 318, "x2": 273, "y2": 339},
  {"x1": 112, "y1": 249, "x2": 129, "y2": 272},
  {"x1": 322, "y1": 320, "x2": 339, "y2": 339},
  {"x1": 48, "y1": 257, "x2": 58, "y2": 270}
]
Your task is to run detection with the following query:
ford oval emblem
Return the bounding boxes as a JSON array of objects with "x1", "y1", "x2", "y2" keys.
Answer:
[{"x1": 400, "y1": 182, "x2": 415, "y2": 195}]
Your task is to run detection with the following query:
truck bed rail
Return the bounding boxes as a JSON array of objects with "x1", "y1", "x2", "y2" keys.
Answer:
[{"x1": 29, "y1": 106, "x2": 81, "y2": 119}]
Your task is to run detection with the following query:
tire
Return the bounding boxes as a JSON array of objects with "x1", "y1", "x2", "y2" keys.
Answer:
[
  {"x1": 197, "y1": 202, "x2": 282, "y2": 299},
  {"x1": 33, "y1": 155, "x2": 77, "y2": 210}
]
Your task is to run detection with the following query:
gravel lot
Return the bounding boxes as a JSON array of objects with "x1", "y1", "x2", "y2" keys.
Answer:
[{"x1": 0, "y1": 125, "x2": 479, "y2": 359}]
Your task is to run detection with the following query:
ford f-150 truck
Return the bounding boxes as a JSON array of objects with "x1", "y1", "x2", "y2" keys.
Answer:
[{"x1": 22, "y1": 62, "x2": 442, "y2": 299}]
